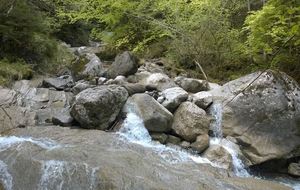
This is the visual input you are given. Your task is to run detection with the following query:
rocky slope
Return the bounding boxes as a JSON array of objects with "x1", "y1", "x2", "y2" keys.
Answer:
[{"x1": 0, "y1": 45, "x2": 299, "y2": 189}]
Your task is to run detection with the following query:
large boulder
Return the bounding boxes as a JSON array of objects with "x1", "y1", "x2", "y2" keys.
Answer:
[
  {"x1": 161, "y1": 87, "x2": 189, "y2": 112},
  {"x1": 107, "y1": 51, "x2": 138, "y2": 79},
  {"x1": 42, "y1": 75, "x2": 74, "y2": 91},
  {"x1": 123, "y1": 94, "x2": 173, "y2": 132},
  {"x1": 210, "y1": 70, "x2": 300, "y2": 165},
  {"x1": 175, "y1": 76, "x2": 209, "y2": 93},
  {"x1": 172, "y1": 102, "x2": 211, "y2": 142},
  {"x1": 71, "y1": 85, "x2": 128, "y2": 130}
]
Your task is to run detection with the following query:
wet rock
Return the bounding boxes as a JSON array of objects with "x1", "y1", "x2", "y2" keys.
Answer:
[
  {"x1": 42, "y1": 75, "x2": 74, "y2": 91},
  {"x1": 123, "y1": 94, "x2": 173, "y2": 133},
  {"x1": 172, "y1": 102, "x2": 211, "y2": 142},
  {"x1": 203, "y1": 145, "x2": 233, "y2": 170},
  {"x1": 2, "y1": 126, "x2": 291, "y2": 190},
  {"x1": 190, "y1": 134, "x2": 209, "y2": 153},
  {"x1": 210, "y1": 70, "x2": 300, "y2": 165},
  {"x1": 150, "y1": 133, "x2": 168, "y2": 144},
  {"x1": 166, "y1": 135, "x2": 181, "y2": 145},
  {"x1": 191, "y1": 91, "x2": 213, "y2": 110},
  {"x1": 175, "y1": 76, "x2": 209, "y2": 93},
  {"x1": 180, "y1": 141, "x2": 191, "y2": 149},
  {"x1": 107, "y1": 51, "x2": 138, "y2": 79},
  {"x1": 288, "y1": 162, "x2": 300, "y2": 177},
  {"x1": 161, "y1": 87, "x2": 188, "y2": 112},
  {"x1": 71, "y1": 85, "x2": 128, "y2": 130}
]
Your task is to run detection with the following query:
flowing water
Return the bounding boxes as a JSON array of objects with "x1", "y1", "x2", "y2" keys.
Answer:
[
  {"x1": 39, "y1": 160, "x2": 99, "y2": 190},
  {"x1": 0, "y1": 160, "x2": 13, "y2": 190},
  {"x1": 118, "y1": 112, "x2": 214, "y2": 165},
  {"x1": 209, "y1": 103, "x2": 251, "y2": 177},
  {"x1": 209, "y1": 103, "x2": 300, "y2": 190}
]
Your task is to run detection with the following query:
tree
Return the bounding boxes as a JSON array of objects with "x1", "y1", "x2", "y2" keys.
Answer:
[{"x1": 244, "y1": 0, "x2": 300, "y2": 80}]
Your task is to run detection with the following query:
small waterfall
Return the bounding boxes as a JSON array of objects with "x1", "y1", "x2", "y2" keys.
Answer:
[
  {"x1": 0, "y1": 160, "x2": 13, "y2": 190},
  {"x1": 118, "y1": 112, "x2": 213, "y2": 165},
  {"x1": 209, "y1": 103, "x2": 250, "y2": 177},
  {"x1": 209, "y1": 103, "x2": 223, "y2": 138},
  {"x1": 119, "y1": 112, "x2": 152, "y2": 144}
]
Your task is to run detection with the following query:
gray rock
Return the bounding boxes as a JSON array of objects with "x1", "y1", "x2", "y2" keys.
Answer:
[
  {"x1": 161, "y1": 87, "x2": 188, "y2": 112},
  {"x1": 42, "y1": 75, "x2": 74, "y2": 90},
  {"x1": 122, "y1": 83, "x2": 148, "y2": 95},
  {"x1": 210, "y1": 70, "x2": 300, "y2": 165},
  {"x1": 180, "y1": 141, "x2": 191, "y2": 149},
  {"x1": 150, "y1": 133, "x2": 168, "y2": 144},
  {"x1": 192, "y1": 91, "x2": 213, "y2": 110},
  {"x1": 123, "y1": 94, "x2": 173, "y2": 133},
  {"x1": 145, "y1": 73, "x2": 177, "y2": 91},
  {"x1": 172, "y1": 102, "x2": 211, "y2": 142},
  {"x1": 105, "y1": 75, "x2": 127, "y2": 85},
  {"x1": 175, "y1": 76, "x2": 209, "y2": 93},
  {"x1": 0, "y1": 106, "x2": 36, "y2": 132},
  {"x1": 0, "y1": 88, "x2": 16, "y2": 106},
  {"x1": 203, "y1": 145, "x2": 233, "y2": 170},
  {"x1": 190, "y1": 134, "x2": 209, "y2": 153},
  {"x1": 71, "y1": 85, "x2": 128, "y2": 130},
  {"x1": 52, "y1": 109, "x2": 74, "y2": 127},
  {"x1": 157, "y1": 96, "x2": 165, "y2": 104},
  {"x1": 288, "y1": 162, "x2": 300, "y2": 177},
  {"x1": 82, "y1": 53, "x2": 103, "y2": 77},
  {"x1": 166, "y1": 135, "x2": 181, "y2": 145},
  {"x1": 71, "y1": 81, "x2": 95, "y2": 95},
  {"x1": 107, "y1": 51, "x2": 138, "y2": 78}
]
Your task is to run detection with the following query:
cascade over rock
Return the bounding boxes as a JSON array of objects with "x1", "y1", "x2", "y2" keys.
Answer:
[
  {"x1": 71, "y1": 85, "x2": 128, "y2": 130},
  {"x1": 122, "y1": 93, "x2": 173, "y2": 132},
  {"x1": 210, "y1": 70, "x2": 300, "y2": 165},
  {"x1": 0, "y1": 126, "x2": 292, "y2": 190}
]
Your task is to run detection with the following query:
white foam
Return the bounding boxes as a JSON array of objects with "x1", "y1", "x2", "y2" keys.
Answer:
[
  {"x1": 39, "y1": 160, "x2": 99, "y2": 190},
  {"x1": 210, "y1": 138, "x2": 251, "y2": 177},
  {"x1": 209, "y1": 103, "x2": 251, "y2": 177},
  {"x1": 0, "y1": 136, "x2": 62, "y2": 151},
  {"x1": 209, "y1": 103, "x2": 223, "y2": 138},
  {"x1": 0, "y1": 160, "x2": 13, "y2": 190},
  {"x1": 118, "y1": 112, "x2": 213, "y2": 165}
]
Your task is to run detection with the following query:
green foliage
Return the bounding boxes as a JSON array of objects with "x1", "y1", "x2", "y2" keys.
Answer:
[
  {"x1": 0, "y1": 59, "x2": 33, "y2": 86},
  {"x1": 244, "y1": 0, "x2": 300, "y2": 80},
  {"x1": 0, "y1": 0, "x2": 57, "y2": 63}
]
